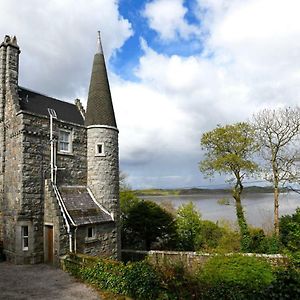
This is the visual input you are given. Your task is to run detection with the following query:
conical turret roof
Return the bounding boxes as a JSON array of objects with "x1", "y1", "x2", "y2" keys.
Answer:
[{"x1": 85, "y1": 32, "x2": 117, "y2": 127}]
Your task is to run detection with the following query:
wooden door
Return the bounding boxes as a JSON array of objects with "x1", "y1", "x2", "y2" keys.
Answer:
[{"x1": 46, "y1": 226, "x2": 53, "y2": 264}]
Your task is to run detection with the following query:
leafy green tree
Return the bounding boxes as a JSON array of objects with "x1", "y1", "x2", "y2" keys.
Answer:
[
  {"x1": 253, "y1": 107, "x2": 300, "y2": 236},
  {"x1": 119, "y1": 171, "x2": 142, "y2": 248},
  {"x1": 200, "y1": 122, "x2": 259, "y2": 251},
  {"x1": 176, "y1": 202, "x2": 224, "y2": 251},
  {"x1": 120, "y1": 189, "x2": 140, "y2": 218},
  {"x1": 200, "y1": 220, "x2": 224, "y2": 250},
  {"x1": 122, "y1": 200, "x2": 176, "y2": 250},
  {"x1": 176, "y1": 202, "x2": 202, "y2": 251}
]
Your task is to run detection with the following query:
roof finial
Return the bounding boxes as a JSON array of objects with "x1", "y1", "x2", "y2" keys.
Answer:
[{"x1": 97, "y1": 31, "x2": 103, "y2": 54}]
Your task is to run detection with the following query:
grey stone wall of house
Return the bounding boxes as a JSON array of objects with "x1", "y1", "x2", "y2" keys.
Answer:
[
  {"x1": 0, "y1": 38, "x2": 6, "y2": 242},
  {"x1": 44, "y1": 180, "x2": 69, "y2": 266},
  {"x1": 87, "y1": 126, "x2": 121, "y2": 258},
  {"x1": 55, "y1": 122, "x2": 87, "y2": 186},
  {"x1": 1, "y1": 101, "x2": 23, "y2": 263},
  {"x1": 75, "y1": 222, "x2": 118, "y2": 258},
  {"x1": 21, "y1": 113, "x2": 87, "y2": 188},
  {"x1": 1, "y1": 36, "x2": 26, "y2": 263},
  {"x1": 14, "y1": 113, "x2": 87, "y2": 264}
]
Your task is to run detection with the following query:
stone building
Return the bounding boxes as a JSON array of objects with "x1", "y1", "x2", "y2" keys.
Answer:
[{"x1": 0, "y1": 33, "x2": 120, "y2": 265}]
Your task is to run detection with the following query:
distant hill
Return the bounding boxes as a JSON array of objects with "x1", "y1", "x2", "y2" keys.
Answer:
[{"x1": 134, "y1": 186, "x2": 280, "y2": 196}]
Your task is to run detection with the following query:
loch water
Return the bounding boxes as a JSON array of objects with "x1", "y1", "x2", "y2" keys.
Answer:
[{"x1": 143, "y1": 192, "x2": 300, "y2": 229}]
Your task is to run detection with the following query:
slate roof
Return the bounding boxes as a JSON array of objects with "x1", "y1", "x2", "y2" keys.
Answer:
[
  {"x1": 85, "y1": 52, "x2": 117, "y2": 127},
  {"x1": 59, "y1": 186, "x2": 113, "y2": 226},
  {"x1": 18, "y1": 87, "x2": 84, "y2": 125}
]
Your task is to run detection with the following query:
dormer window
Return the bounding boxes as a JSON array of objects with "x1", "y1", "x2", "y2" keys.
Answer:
[
  {"x1": 95, "y1": 143, "x2": 105, "y2": 156},
  {"x1": 58, "y1": 129, "x2": 72, "y2": 154}
]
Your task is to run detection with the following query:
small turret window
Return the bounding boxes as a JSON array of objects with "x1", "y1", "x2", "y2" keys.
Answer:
[
  {"x1": 95, "y1": 143, "x2": 105, "y2": 156},
  {"x1": 21, "y1": 226, "x2": 29, "y2": 251}
]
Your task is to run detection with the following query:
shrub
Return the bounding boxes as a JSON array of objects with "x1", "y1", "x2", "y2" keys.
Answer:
[
  {"x1": 122, "y1": 261, "x2": 162, "y2": 299},
  {"x1": 214, "y1": 225, "x2": 241, "y2": 253},
  {"x1": 248, "y1": 228, "x2": 281, "y2": 254},
  {"x1": 154, "y1": 260, "x2": 200, "y2": 300},
  {"x1": 67, "y1": 257, "x2": 163, "y2": 300},
  {"x1": 198, "y1": 220, "x2": 223, "y2": 250},
  {"x1": 280, "y1": 207, "x2": 300, "y2": 252},
  {"x1": 198, "y1": 254, "x2": 274, "y2": 299},
  {"x1": 262, "y1": 267, "x2": 300, "y2": 299}
]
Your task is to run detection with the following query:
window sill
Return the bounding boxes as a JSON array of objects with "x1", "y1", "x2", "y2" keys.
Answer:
[
  {"x1": 85, "y1": 238, "x2": 98, "y2": 244},
  {"x1": 57, "y1": 151, "x2": 74, "y2": 156}
]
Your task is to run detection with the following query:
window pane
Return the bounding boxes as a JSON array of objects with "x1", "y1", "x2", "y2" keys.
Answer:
[
  {"x1": 97, "y1": 144, "x2": 102, "y2": 153},
  {"x1": 58, "y1": 130, "x2": 71, "y2": 152},
  {"x1": 22, "y1": 226, "x2": 29, "y2": 250},
  {"x1": 87, "y1": 227, "x2": 94, "y2": 238},
  {"x1": 22, "y1": 226, "x2": 28, "y2": 237}
]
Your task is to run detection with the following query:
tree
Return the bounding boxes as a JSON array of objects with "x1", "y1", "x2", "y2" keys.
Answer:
[
  {"x1": 176, "y1": 202, "x2": 223, "y2": 251},
  {"x1": 122, "y1": 200, "x2": 176, "y2": 250},
  {"x1": 119, "y1": 170, "x2": 141, "y2": 218},
  {"x1": 200, "y1": 122, "x2": 259, "y2": 251},
  {"x1": 253, "y1": 107, "x2": 300, "y2": 236},
  {"x1": 176, "y1": 202, "x2": 202, "y2": 251}
]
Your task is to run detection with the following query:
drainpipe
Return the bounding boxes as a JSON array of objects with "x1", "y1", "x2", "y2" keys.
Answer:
[
  {"x1": 49, "y1": 113, "x2": 76, "y2": 253},
  {"x1": 50, "y1": 114, "x2": 57, "y2": 184},
  {"x1": 69, "y1": 232, "x2": 73, "y2": 252},
  {"x1": 74, "y1": 227, "x2": 78, "y2": 253},
  {"x1": 52, "y1": 185, "x2": 75, "y2": 253}
]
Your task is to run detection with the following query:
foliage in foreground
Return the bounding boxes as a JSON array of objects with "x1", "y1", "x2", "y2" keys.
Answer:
[
  {"x1": 64, "y1": 253, "x2": 300, "y2": 300},
  {"x1": 280, "y1": 207, "x2": 300, "y2": 253},
  {"x1": 198, "y1": 254, "x2": 274, "y2": 299},
  {"x1": 279, "y1": 207, "x2": 300, "y2": 266},
  {"x1": 65, "y1": 257, "x2": 162, "y2": 300}
]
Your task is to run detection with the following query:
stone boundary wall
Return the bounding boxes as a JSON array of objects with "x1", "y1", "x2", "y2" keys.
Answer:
[
  {"x1": 122, "y1": 250, "x2": 289, "y2": 269},
  {"x1": 60, "y1": 253, "x2": 99, "y2": 271}
]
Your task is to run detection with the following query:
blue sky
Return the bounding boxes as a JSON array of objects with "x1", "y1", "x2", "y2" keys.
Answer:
[
  {"x1": 112, "y1": 0, "x2": 205, "y2": 80},
  {"x1": 1, "y1": 0, "x2": 300, "y2": 189}
]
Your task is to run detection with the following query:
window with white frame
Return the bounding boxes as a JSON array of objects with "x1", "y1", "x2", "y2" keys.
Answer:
[
  {"x1": 58, "y1": 129, "x2": 72, "y2": 153},
  {"x1": 21, "y1": 226, "x2": 29, "y2": 251},
  {"x1": 95, "y1": 143, "x2": 105, "y2": 156}
]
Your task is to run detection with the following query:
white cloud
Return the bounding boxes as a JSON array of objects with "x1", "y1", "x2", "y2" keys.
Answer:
[
  {"x1": 143, "y1": 0, "x2": 199, "y2": 41},
  {"x1": 2, "y1": 0, "x2": 300, "y2": 188},
  {"x1": 111, "y1": 78, "x2": 191, "y2": 162},
  {"x1": 113, "y1": 0, "x2": 300, "y2": 187},
  {"x1": 0, "y1": 0, "x2": 132, "y2": 99}
]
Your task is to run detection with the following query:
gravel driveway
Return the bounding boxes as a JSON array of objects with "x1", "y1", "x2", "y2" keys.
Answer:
[{"x1": 0, "y1": 262, "x2": 101, "y2": 300}]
